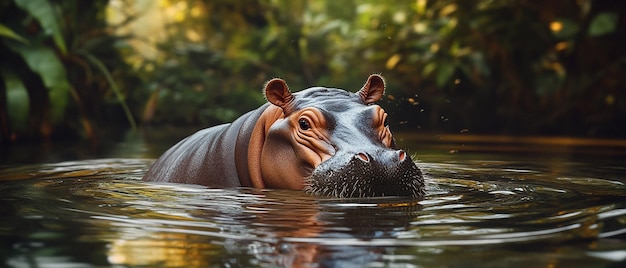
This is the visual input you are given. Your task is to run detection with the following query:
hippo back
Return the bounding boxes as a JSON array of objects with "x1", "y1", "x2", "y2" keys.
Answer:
[{"x1": 143, "y1": 104, "x2": 270, "y2": 187}]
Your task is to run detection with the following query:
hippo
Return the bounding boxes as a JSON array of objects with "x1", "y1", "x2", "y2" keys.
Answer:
[{"x1": 143, "y1": 75, "x2": 425, "y2": 198}]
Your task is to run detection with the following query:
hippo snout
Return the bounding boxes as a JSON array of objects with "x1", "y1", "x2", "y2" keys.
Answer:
[{"x1": 305, "y1": 149, "x2": 425, "y2": 199}]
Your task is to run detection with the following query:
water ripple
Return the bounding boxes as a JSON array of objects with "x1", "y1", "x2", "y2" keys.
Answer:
[{"x1": 1, "y1": 158, "x2": 625, "y2": 267}]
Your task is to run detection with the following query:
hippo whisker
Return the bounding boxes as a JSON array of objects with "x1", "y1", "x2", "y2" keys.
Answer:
[{"x1": 349, "y1": 183, "x2": 359, "y2": 197}]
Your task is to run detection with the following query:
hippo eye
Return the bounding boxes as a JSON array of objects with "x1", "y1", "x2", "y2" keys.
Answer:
[{"x1": 298, "y1": 118, "x2": 311, "y2": 130}]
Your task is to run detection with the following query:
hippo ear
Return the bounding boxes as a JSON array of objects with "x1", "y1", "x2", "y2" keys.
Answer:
[
  {"x1": 264, "y1": 78, "x2": 295, "y2": 113},
  {"x1": 357, "y1": 74, "x2": 385, "y2": 104}
]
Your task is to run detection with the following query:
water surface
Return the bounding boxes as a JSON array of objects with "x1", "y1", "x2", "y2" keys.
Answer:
[{"x1": 1, "y1": 150, "x2": 625, "y2": 267}]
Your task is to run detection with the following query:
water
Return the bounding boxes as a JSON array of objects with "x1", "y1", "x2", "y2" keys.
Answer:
[{"x1": 1, "y1": 136, "x2": 626, "y2": 267}]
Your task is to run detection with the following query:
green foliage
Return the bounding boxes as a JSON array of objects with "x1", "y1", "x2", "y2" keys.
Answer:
[
  {"x1": 14, "y1": 0, "x2": 67, "y2": 54},
  {"x1": 0, "y1": 23, "x2": 28, "y2": 44},
  {"x1": 2, "y1": 0, "x2": 624, "y2": 142},
  {"x1": 6, "y1": 42, "x2": 71, "y2": 123},
  {"x1": 101, "y1": 0, "x2": 626, "y2": 137},
  {"x1": 1, "y1": 0, "x2": 137, "y2": 142},
  {"x1": 588, "y1": 12, "x2": 618, "y2": 36},
  {"x1": 81, "y1": 52, "x2": 137, "y2": 130},
  {"x1": 3, "y1": 69, "x2": 29, "y2": 132}
]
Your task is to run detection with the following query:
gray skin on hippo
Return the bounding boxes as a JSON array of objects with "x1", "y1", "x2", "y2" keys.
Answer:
[{"x1": 143, "y1": 75, "x2": 425, "y2": 198}]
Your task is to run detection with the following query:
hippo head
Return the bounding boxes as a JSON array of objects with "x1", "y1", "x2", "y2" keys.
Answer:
[{"x1": 257, "y1": 75, "x2": 425, "y2": 199}]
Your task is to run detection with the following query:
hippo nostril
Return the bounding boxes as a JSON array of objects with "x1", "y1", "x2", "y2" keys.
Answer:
[
  {"x1": 398, "y1": 150, "x2": 406, "y2": 162},
  {"x1": 356, "y1": 152, "x2": 370, "y2": 162}
]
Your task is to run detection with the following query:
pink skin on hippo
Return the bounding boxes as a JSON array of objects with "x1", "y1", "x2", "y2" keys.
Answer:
[{"x1": 143, "y1": 75, "x2": 425, "y2": 198}]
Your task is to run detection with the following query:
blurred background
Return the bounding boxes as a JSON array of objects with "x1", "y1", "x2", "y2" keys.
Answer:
[{"x1": 1, "y1": 0, "x2": 625, "y2": 161}]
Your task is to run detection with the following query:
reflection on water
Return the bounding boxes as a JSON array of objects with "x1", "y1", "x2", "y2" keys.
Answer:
[{"x1": 1, "y1": 155, "x2": 625, "y2": 267}]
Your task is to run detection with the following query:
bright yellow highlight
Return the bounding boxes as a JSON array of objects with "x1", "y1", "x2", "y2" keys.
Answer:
[
  {"x1": 550, "y1": 21, "x2": 563, "y2": 33},
  {"x1": 386, "y1": 54, "x2": 402, "y2": 69}
]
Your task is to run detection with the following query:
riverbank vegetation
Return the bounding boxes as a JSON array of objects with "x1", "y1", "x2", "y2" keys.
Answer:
[{"x1": 1, "y1": 0, "x2": 624, "y2": 144}]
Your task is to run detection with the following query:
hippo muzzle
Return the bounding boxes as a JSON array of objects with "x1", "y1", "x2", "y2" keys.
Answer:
[{"x1": 306, "y1": 148, "x2": 425, "y2": 198}]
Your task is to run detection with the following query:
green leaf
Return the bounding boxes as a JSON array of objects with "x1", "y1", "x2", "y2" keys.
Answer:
[
  {"x1": 80, "y1": 52, "x2": 138, "y2": 130},
  {"x1": 14, "y1": 0, "x2": 67, "y2": 54},
  {"x1": 5, "y1": 41, "x2": 71, "y2": 123},
  {"x1": 436, "y1": 62, "x2": 455, "y2": 87},
  {"x1": 0, "y1": 23, "x2": 29, "y2": 44},
  {"x1": 422, "y1": 62, "x2": 437, "y2": 77},
  {"x1": 2, "y1": 69, "x2": 30, "y2": 132},
  {"x1": 588, "y1": 12, "x2": 618, "y2": 37}
]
